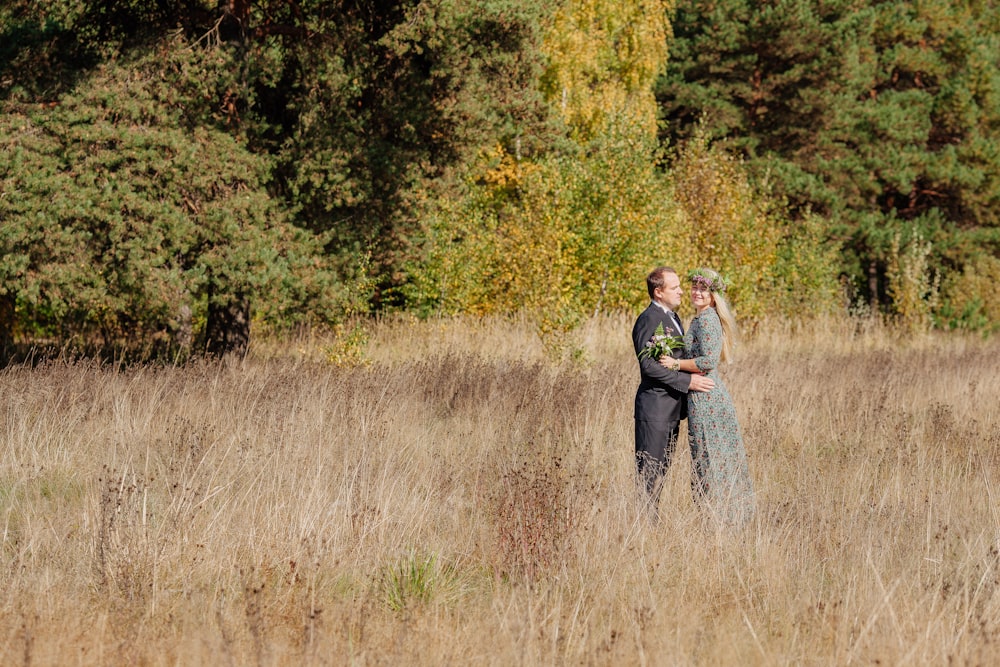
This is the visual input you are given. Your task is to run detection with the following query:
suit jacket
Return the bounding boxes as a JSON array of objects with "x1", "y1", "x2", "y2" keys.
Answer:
[{"x1": 632, "y1": 303, "x2": 690, "y2": 424}]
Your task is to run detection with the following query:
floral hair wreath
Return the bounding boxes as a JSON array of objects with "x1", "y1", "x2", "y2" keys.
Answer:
[{"x1": 687, "y1": 269, "x2": 728, "y2": 294}]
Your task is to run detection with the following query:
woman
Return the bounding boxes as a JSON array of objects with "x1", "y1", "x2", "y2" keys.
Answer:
[{"x1": 661, "y1": 268, "x2": 755, "y2": 525}]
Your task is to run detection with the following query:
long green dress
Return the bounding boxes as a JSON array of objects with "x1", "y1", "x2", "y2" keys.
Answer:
[{"x1": 684, "y1": 307, "x2": 755, "y2": 525}]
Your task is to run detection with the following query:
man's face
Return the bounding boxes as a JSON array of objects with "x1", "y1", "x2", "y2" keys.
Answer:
[{"x1": 654, "y1": 271, "x2": 683, "y2": 310}]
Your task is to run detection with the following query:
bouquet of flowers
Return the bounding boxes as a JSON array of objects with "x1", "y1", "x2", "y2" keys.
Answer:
[{"x1": 638, "y1": 322, "x2": 684, "y2": 361}]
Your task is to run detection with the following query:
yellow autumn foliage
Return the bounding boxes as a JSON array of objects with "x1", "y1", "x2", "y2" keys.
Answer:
[
  {"x1": 938, "y1": 254, "x2": 1000, "y2": 333},
  {"x1": 669, "y1": 133, "x2": 789, "y2": 328},
  {"x1": 886, "y1": 231, "x2": 940, "y2": 333},
  {"x1": 408, "y1": 122, "x2": 682, "y2": 356},
  {"x1": 541, "y1": 0, "x2": 672, "y2": 141}
]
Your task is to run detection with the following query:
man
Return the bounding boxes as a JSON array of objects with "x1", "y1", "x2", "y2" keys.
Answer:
[{"x1": 632, "y1": 266, "x2": 714, "y2": 513}]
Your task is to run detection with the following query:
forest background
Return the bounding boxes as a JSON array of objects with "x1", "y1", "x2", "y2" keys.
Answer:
[{"x1": 2, "y1": 0, "x2": 999, "y2": 358}]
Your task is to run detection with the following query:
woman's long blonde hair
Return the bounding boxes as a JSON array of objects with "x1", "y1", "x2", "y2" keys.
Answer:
[{"x1": 689, "y1": 268, "x2": 739, "y2": 363}]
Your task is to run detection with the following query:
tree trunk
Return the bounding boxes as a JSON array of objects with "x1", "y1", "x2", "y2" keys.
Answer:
[
  {"x1": 868, "y1": 260, "x2": 879, "y2": 309},
  {"x1": 0, "y1": 292, "x2": 14, "y2": 355},
  {"x1": 205, "y1": 293, "x2": 250, "y2": 358},
  {"x1": 175, "y1": 303, "x2": 193, "y2": 353}
]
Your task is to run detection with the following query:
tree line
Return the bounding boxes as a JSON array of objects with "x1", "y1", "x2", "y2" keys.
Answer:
[{"x1": 1, "y1": 0, "x2": 997, "y2": 359}]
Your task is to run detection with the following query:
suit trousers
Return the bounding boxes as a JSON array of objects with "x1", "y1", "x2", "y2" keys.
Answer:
[{"x1": 635, "y1": 419, "x2": 680, "y2": 506}]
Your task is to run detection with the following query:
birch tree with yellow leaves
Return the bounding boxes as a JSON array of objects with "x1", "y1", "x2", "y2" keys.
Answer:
[
  {"x1": 540, "y1": 0, "x2": 673, "y2": 141},
  {"x1": 407, "y1": 0, "x2": 840, "y2": 352},
  {"x1": 407, "y1": 0, "x2": 682, "y2": 356}
]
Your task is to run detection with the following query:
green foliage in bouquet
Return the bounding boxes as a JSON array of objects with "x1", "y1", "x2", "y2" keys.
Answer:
[{"x1": 637, "y1": 322, "x2": 684, "y2": 361}]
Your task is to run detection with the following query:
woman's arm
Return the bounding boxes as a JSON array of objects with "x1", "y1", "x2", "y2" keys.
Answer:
[
  {"x1": 660, "y1": 357, "x2": 702, "y2": 373},
  {"x1": 659, "y1": 311, "x2": 724, "y2": 373}
]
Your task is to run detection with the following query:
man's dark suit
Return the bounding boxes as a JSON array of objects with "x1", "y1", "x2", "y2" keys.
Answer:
[{"x1": 632, "y1": 303, "x2": 690, "y2": 507}]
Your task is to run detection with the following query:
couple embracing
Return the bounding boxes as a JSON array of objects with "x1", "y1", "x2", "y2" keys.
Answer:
[{"x1": 631, "y1": 266, "x2": 755, "y2": 525}]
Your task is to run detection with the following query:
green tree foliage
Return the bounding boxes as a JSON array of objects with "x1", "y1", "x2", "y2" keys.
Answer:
[
  {"x1": 1, "y1": 0, "x2": 558, "y2": 353},
  {"x1": 0, "y1": 0, "x2": 219, "y2": 101},
  {"x1": 409, "y1": 122, "x2": 840, "y2": 350},
  {"x1": 1, "y1": 1, "x2": 98, "y2": 102},
  {"x1": 259, "y1": 0, "x2": 558, "y2": 307},
  {"x1": 658, "y1": 0, "x2": 1000, "y2": 329},
  {"x1": 0, "y1": 43, "x2": 335, "y2": 356},
  {"x1": 9, "y1": 0, "x2": 991, "y2": 350}
]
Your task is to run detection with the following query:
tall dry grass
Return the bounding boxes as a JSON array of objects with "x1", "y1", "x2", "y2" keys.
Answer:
[{"x1": 1, "y1": 314, "x2": 998, "y2": 665}]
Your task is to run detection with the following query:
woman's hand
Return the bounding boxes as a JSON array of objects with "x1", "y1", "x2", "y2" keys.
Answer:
[
  {"x1": 658, "y1": 355, "x2": 680, "y2": 371},
  {"x1": 661, "y1": 355, "x2": 706, "y2": 375}
]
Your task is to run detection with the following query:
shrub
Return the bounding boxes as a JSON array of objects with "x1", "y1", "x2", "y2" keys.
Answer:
[
  {"x1": 937, "y1": 254, "x2": 1000, "y2": 334},
  {"x1": 668, "y1": 128, "x2": 846, "y2": 327}
]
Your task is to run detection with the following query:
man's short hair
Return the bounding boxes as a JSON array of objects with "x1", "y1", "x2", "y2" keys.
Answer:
[{"x1": 646, "y1": 266, "x2": 676, "y2": 299}]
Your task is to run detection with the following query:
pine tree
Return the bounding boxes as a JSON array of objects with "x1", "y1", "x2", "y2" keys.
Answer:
[
  {"x1": 0, "y1": 44, "x2": 331, "y2": 356},
  {"x1": 658, "y1": 0, "x2": 1000, "y2": 321}
]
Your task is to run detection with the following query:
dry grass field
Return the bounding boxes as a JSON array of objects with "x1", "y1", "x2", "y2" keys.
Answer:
[{"x1": 2, "y1": 314, "x2": 998, "y2": 665}]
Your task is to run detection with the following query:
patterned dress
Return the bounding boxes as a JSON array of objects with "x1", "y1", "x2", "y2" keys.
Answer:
[{"x1": 684, "y1": 307, "x2": 755, "y2": 525}]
